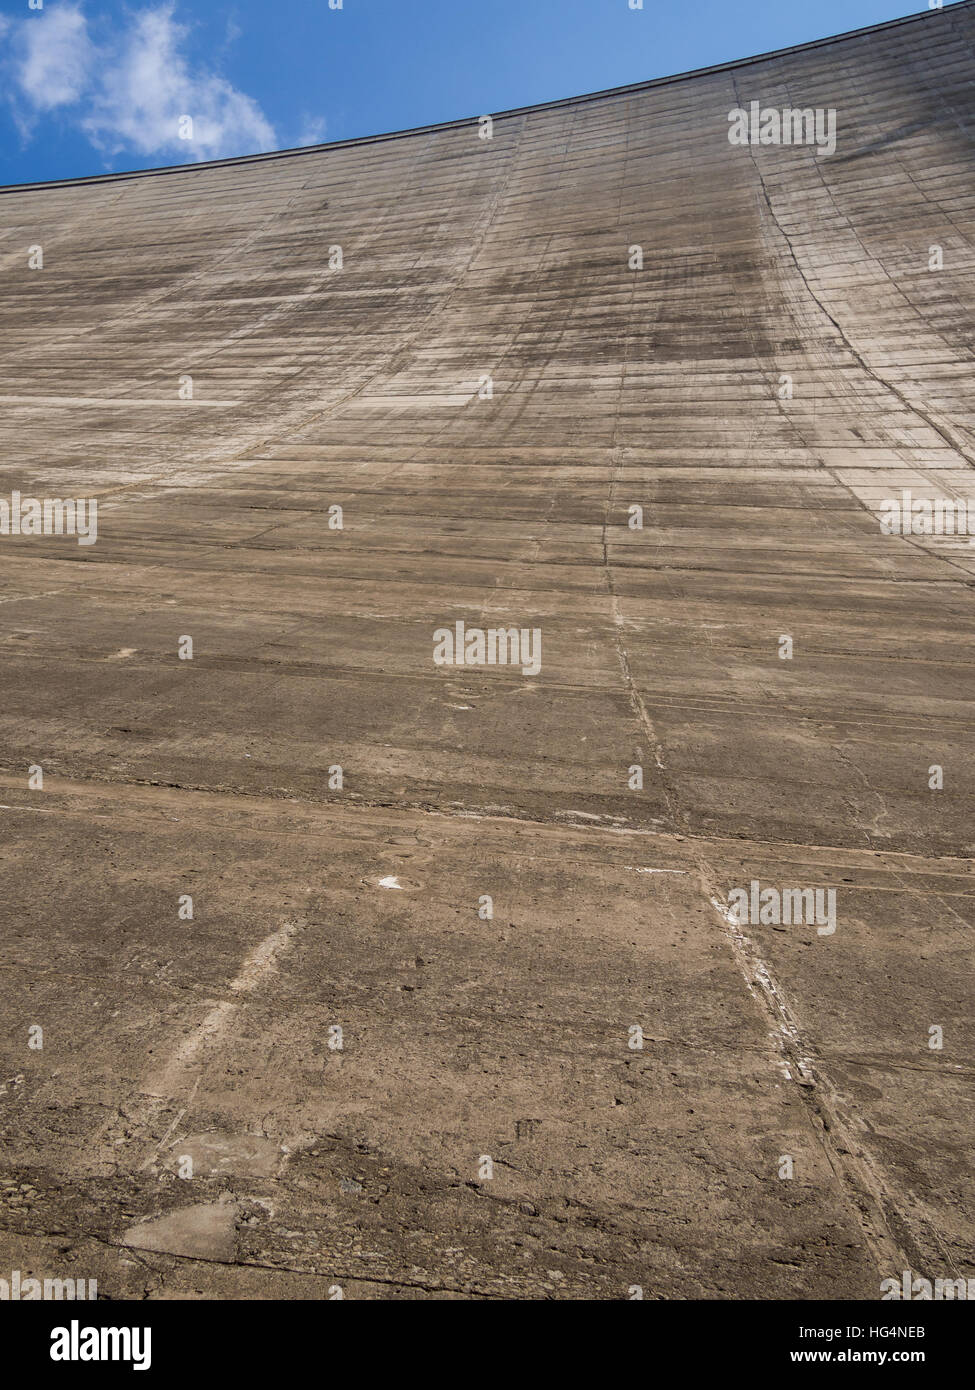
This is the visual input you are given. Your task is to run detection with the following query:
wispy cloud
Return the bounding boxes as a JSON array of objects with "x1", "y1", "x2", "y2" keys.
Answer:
[
  {"x1": 3, "y1": 1, "x2": 277, "y2": 163},
  {"x1": 80, "y1": 5, "x2": 276, "y2": 160},
  {"x1": 295, "y1": 115, "x2": 328, "y2": 148}
]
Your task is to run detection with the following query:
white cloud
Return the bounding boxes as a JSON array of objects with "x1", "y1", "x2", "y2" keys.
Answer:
[
  {"x1": 15, "y1": 3, "x2": 94, "y2": 110},
  {"x1": 4, "y1": 2, "x2": 277, "y2": 163},
  {"x1": 82, "y1": 6, "x2": 276, "y2": 160}
]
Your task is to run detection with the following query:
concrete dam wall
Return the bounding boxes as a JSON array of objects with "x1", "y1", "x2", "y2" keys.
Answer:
[{"x1": 0, "y1": 3, "x2": 973, "y2": 1299}]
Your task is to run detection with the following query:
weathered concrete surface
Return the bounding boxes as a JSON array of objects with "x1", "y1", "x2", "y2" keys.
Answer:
[{"x1": 0, "y1": 6, "x2": 973, "y2": 1299}]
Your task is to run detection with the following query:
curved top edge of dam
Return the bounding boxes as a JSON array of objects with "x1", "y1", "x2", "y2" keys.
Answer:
[{"x1": 1, "y1": 0, "x2": 971, "y2": 196}]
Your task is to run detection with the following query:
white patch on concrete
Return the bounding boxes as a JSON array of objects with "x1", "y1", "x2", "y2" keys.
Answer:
[
  {"x1": 144, "y1": 919, "x2": 299, "y2": 1103},
  {"x1": 708, "y1": 896, "x2": 816, "y2": 1087},
  {"x1": 710, "y1": 894, "x2": 740, "y2": 925},
  {"x1": 555, "y1": 810, "x2": 629, "y2": 826},
  {"x1": 122, "y1": 1198, "x2": 237, "y2": 1262}
]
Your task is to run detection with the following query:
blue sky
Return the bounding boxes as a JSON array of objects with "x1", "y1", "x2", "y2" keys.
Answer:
[{"x1": 0, "y1": 0, "x2": 951, "y2": 185}]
